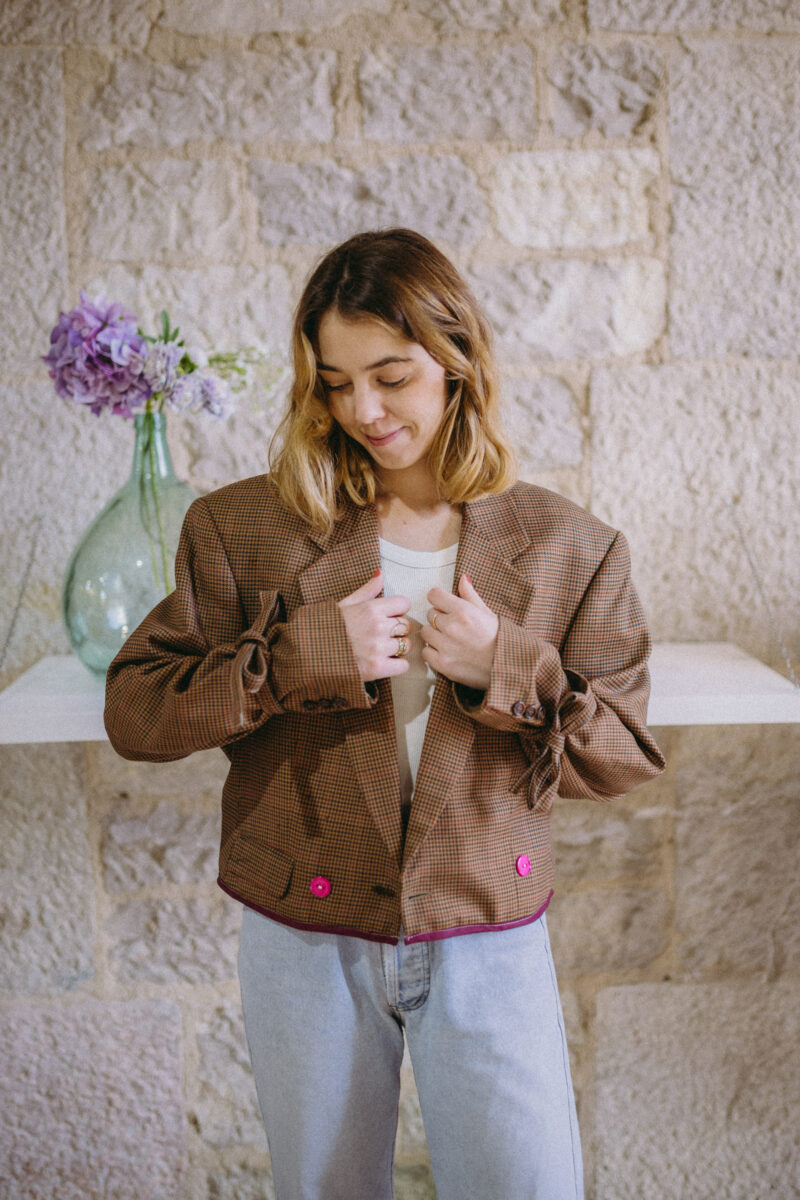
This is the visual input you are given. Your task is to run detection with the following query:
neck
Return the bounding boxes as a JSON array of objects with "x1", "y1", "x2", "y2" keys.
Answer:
[
  {"x1": 376, "y1": 462, "x2": 442, "y2": 513},
  {"x1": 375, "y1": 464, "x2": 461, "y2": 549}
]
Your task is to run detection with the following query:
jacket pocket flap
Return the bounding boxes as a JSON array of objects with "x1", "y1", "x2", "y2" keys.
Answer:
[{"x1": 225, "y1": 836, "x2": 294, "y2": 900}]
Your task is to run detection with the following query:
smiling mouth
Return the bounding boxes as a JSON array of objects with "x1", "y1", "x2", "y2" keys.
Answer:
[{"x1": 365, "y1": 429, "x2": 403, "y2": 446}]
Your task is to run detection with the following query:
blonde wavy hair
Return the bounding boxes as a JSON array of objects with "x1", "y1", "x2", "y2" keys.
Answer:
[{"x1": 269, "y1": 228, "x2": 516, "y2": 532}]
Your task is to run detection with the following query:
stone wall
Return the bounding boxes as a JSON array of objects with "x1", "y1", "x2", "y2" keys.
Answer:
[{"x1": 1, "y1": 2, "x2": 798, "y2": 1197}]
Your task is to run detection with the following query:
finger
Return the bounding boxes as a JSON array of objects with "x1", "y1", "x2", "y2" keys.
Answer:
[
  {"x1": 372, "y1": 594, "x2": 411, "y2": 618},
  {"x1": 426, "y1": 608, "x2": 446, "y2": 632},
  {"x1": 419, "y1": 623, "x2": 441, "y2": 649},
  {"x1": 426, "y1": 586, "x2": 460, "y2": 613},
  {"x1": 421, "y1": 642, "x2": 440, "y2": 672},
  {"x1": 386, "y1": 635, "x2": 412, "y2": 663},
  {"x1": 390, "y1": 617, "x2": 411, "y2": 637},
  {"x1": 457, "y1": 572, "x2": 490, "y2": 609},
  {"x1": 340, "y1": 569, "x2": 384, "y2": 606},
  {"x1": 382, "y1": 655, "x2": 410, "y2": 678}
]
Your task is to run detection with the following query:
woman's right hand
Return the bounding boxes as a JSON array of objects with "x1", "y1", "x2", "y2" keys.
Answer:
[{"x1": 338, "y1": 570, "x2": 411, "y2": 681}]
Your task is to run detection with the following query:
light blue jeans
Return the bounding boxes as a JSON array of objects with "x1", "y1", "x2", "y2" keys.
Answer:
[{"x1": 238, "y1": 908, "x2": 583, "y2": 1200}]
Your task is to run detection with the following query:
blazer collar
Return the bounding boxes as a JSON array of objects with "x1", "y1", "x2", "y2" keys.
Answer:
[
  {"x1": 302, "y1": 485, "x2": 532, "y2": 557},
  {"x1": 453, "y1": 488, "x2": 534, "y2": 618}
]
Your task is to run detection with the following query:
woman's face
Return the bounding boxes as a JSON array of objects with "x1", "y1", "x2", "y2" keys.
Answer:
[{"x1": 316, "y1": 309, "x2": 448, "y2": 481}]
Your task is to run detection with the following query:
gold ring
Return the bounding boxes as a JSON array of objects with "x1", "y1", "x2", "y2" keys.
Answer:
[
  {"x1": 391, "y1": 637, "x2": 409, "y2": 658},
  {"x1": 431, "y1": 612, "x2": 440, "y2": 632},
  {"x1": 391, "y1": 621, "x2": 406, "y2": 637}
]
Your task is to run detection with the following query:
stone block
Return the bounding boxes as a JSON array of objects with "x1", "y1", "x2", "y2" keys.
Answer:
[
  {"x1": 0, "y1": 50, "x2": 67, "y2": 376},
  {"x1": 494, "y1": 149, "x2": 658, "y2": 249},
  {"x1": 85, "y1": 162, "x2": 245, "y2": 262},
  {"x1": 0, "y1": 999, "x2": 184, "y2": 1199},
  {"x1": 207, "y1": 1164, "x2": 275, "y2": 1200},
  {"x1": 82, "y1": 263, "x2": 292, "y2": 352},
  {"x1": 409, "y1": 0, "x2": 563, "y2": 29},
  {"x1": 192, "y1": 1003, "x2": 266, "y2": 1149},
  {"x1": 588, "y1": 0, "x2": 800, "y2": 31},
  {"x1": 0, "y1": 744, "x2": 94, "y2": 994},
  {"x1": 102, "y1": 800, "x2": 220, "y2": 892},
  {"x1": 160, "y1": 0, "x2": 390, "y2": 34},
  {"x1": 590, "y1": 362, "x2": 800, "y2": 667},
  {"x1": 81, "y1": 50, "x2": 336, "y2": 150},
  {"x1": 551, "y1": 794, "x2": 668, "y2": 885},
  {"x1": 176, "y1": 391, "x2": 286, "y2": 495},
  {"x1": 0, "y1": 0, "x2": 149, "y2": 44},
  {"x1": 90, "y1": 742, "x2": 229, "y2": 799},
  {"x1": 501, "y1": 375, "x2": 583, "y2": 477},
  {"x1": 595, "y1": 980, "x2": 800, "y2": 1198},
  {"x1": 673, "y1": 724, "x2": 800, "y2": 976},
  {"x1": 546, "y1": 40, "x2": 662, "y2": 137},
  {"x1": 250, "y1": 156, "x2": 486, "y2": 247},
  {"x1": 360, "y1": 45, "x2": 534, "y2": 141},
  {"x1": 669, "y1": 40, "x2": 800, "y2": 357},
  {"x1": 107, "y1": 891, "x2": 240, "y2": 984},
  {"x1": 547, "y1": 887, "x2": 669, "y2": 975},
  {"x1": 468, "y1": 258, "x2": 666, "y2": 362}
]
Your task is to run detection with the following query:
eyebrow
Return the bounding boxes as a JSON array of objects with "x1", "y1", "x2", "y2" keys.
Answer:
[{"x1": 316, "y1": 355, "x2": 413, "y2": 373}]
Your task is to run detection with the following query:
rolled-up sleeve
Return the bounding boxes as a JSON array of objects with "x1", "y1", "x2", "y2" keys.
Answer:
[
  {"x1": 104, "y1": 497, "x2": 373, "y2": 762},
  {"x1": 454, "y1": 530, "x2": 665, "y2": 806}
]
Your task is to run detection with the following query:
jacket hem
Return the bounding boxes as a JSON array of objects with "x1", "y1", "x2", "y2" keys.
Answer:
[
  {"x1": 219, "y1": 878, "x2": 553, "y2": 947},
  {"x1": 218, "y1": 878, "x2": 400, "y2": 944},
  {"x1": 402, "y1": 890, "x2": 554, "y2": 944}
]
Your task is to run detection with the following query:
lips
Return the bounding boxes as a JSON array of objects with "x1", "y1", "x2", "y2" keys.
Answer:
[{"x1": 364, "y1": 428, "x2": 403, "y2": 447}]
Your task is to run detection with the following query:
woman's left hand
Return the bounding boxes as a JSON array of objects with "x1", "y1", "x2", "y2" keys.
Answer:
[{"x1": 421, "y1": 573, "x2": 499, "y2": 690}]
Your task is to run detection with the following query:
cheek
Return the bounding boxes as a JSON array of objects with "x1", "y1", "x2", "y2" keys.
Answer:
[{"x1": 326, "y1": 395, "x2": 347, "y2": 428}]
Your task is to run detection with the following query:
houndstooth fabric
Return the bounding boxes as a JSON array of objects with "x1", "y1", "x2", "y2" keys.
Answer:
[{"x1": 105, "y1": 476, "x2": 666, "y2": 943}]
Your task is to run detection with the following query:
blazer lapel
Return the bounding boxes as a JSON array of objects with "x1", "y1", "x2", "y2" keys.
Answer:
[
  {"x1": 298, "y1": 501, "x2": 405, "y2": 866},
  {"x1": 402, "y1": 491, "x2": 537, "y2": 867}
]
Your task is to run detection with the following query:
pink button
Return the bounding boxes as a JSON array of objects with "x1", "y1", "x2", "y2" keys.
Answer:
[
  {"x1": 515, "y1": 854, "x2": 531, "y2": 877},
  {"x1": 310, "y1": 875, "x2": 331, "y2": 898}
]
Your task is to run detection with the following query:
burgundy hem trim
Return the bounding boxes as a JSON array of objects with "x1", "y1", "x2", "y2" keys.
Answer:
[
  {"x1": 402, "y1": 890, "x2": 554, "y2": 944},
  {"x1": 217, "y1": 879, "x2": 399, "y2": 944},
  {"x1": 218, "y1": 879, "x2": 553, "y2": 947}
]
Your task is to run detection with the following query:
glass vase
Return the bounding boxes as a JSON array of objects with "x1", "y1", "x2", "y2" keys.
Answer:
[{"x1": 62, "y1": 411, "x2": 198, "y2": 676}]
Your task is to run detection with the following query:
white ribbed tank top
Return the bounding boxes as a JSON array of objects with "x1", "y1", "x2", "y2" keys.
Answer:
[{"x1": 378, "y1": 537, "x2": 459, "y2": 835}]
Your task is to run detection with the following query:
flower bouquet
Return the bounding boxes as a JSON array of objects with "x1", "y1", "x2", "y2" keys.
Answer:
[{"x1": 43, "y1": 291, "x2": 278, "y2": 674}]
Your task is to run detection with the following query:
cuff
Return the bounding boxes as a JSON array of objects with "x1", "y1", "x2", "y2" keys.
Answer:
[
  {"x1": 268, "y1": 596, "x2": 377, "y2": 713},
  {"x1": 454, "y1": 615, "x2": 564, "y2": 732}
]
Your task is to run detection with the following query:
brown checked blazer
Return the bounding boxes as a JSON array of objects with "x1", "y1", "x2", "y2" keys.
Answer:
[{"x1": 104, "y1": 475, "x2": 665, "y2": 944}]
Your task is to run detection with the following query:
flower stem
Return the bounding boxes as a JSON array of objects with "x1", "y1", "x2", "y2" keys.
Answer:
[
  {"x1": 148, "y1": 424, "x2": 171, "y2": 591},
  {"x1": 138, "y1": 412, "x2": 171, "y2": 593}
]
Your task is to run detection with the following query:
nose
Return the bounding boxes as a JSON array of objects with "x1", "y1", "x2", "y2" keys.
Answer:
[{"x1": 351, "y1": 380, "x2": 387, "y2": 426}]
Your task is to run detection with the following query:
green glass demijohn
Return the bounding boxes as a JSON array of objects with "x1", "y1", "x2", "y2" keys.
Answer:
[{"x1": 62, "y1": 411, "x2": 197, "y2": 676}]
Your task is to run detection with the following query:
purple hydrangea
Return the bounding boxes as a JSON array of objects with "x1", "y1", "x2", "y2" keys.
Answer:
[{"x1": 42, "y1": 291, "x2": 152, "y2": 418}]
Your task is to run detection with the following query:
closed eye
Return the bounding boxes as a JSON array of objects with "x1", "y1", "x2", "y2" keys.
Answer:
[{"x1": 322, "y1": 376, "x2": 408, "y2": 392}]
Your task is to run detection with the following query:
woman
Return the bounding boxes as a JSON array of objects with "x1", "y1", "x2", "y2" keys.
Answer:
[{"x1": 105, "y1": 228, "x2": 665, "y2": 1200}]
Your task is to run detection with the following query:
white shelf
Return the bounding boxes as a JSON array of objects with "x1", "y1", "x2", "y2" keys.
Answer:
[
  {"x1": 0, "y1": 644, "x2": 798, "y2": 745},
  {"x1": 646, "y1": 642, "x2": 800, "y2": 726},
  {"x1": 0, "y1": 655, "x2": 106, "y2": 744}
]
